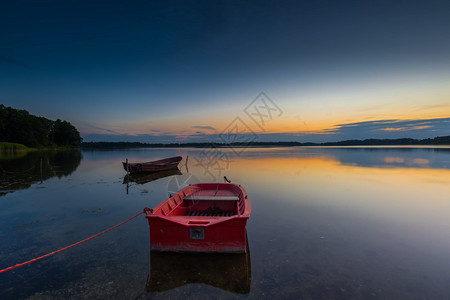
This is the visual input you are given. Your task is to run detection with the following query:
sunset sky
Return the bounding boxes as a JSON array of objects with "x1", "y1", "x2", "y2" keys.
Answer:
[{"x1": 1, "y1": 0, "x2": 449, "y2": 143}]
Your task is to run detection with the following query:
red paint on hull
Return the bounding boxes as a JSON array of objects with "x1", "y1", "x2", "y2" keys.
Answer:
[{"x1": 146, "y1": 183, "x2": 251, "y2": 253}]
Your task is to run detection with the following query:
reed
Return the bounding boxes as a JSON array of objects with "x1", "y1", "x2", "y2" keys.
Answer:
[{"x1": 0, "y1": 142, "x2": 30, "y2": 153}]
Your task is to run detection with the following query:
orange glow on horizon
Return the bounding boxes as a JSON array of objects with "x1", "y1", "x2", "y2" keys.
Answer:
[
  {"x1": 79, "y1": 93, "x2": 450, "y2": 137},
  {"x1": 223, "y1": 154, "x2": 449, "y2": 176}
]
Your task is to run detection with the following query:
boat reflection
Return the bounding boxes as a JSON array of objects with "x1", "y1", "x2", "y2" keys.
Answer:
[
  {"x1": 145, "y1": 241, "x2": 251, "y2": 294},
  {"x1": 123, "y1": 168, "x2": 182, "y2": 185}
]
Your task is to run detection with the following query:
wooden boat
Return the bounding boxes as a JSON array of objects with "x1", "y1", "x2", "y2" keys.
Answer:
[
  {"x1": 146, "y1": 241, "x2": 251, "y2": 293},
  {"x1": 122, "y1": 156, "x2": 182, "y2": 173},
  {"x1": 145, "y1": 183, "x2": 251, "y2": 253}
]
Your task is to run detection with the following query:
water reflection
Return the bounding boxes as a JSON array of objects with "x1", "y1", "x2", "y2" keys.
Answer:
[
  {"x1": 2, "y1": 147, "x2": 450, "y2": 299},
  {"x1": 123, "y1": 169, "x2": 182, "y2": 185},
  {"x1": 326, "y1": 147, "x2": 450, "y2": 169},
  {"x1": 0, "y1": 150, "x2": 82, "y2": 196},
  {"x1": 146, "y1": 241, "x2": 251, "y2": 294},
  {"x1": 227, "y1": 146, "x2": 450, "y2": 170}
]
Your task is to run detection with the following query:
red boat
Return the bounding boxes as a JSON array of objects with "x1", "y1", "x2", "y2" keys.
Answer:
[
  {"x1": 122, "y1": 156, "x2": 182, "y2": 173},
  {"x1": 145, "y1": 183, "x2": 251, "y2": 253}
]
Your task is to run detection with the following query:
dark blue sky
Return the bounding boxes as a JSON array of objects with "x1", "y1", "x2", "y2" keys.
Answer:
[{"x1": 1, "y1": 0, "x2": 449, "y2": 142}]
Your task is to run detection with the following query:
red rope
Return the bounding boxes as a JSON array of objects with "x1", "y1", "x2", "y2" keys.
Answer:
[{"x1": 0, "y1": 208, "x2": 151, "y2": 274}]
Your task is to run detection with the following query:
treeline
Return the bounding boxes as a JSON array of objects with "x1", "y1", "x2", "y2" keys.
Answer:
[
  {"x1": 82, "y1": 142, "x2": 217, "y2": 149},
  {"x1": 81, "y1": 141, "x2": 304, "y2": 149},
  {"x1": 81, "y1": 136, "x2": 450, "y2": 149},
  {"x1": 0, "y1": 105, "x2": 82, "y2": 148},
  {"x1": 320, "y1": 136, "x2": 450, "y2": 146}
]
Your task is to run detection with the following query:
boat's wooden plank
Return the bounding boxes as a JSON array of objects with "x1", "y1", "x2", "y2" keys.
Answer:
[
  {"x1": 183, "y1": 196, "x2": 239, "y2": 201},
  {"x1": 185, "y1": 210, "x2": 235, "y2": 217}
]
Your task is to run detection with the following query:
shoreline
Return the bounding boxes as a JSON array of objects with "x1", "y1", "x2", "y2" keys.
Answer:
[{"x1": 81, "y1": 136, "x2": 450, "y2": 149}]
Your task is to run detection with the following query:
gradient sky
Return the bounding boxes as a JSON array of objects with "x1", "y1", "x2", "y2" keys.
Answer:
[{"x1": 1, "y1": 0, "x2": 449, "y2": 143}]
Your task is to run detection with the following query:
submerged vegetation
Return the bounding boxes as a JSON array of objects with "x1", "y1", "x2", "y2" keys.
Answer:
[{"x1": 0, "y1": 105, "x2": 82, "y2": 148}]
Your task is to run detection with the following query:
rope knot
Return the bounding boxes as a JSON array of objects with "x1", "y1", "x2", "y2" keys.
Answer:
[{"x1": 143, "y1": 207, "x2": 153, "y2": 214}]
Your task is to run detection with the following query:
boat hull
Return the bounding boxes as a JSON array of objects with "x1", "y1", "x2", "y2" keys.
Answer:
[
  {"x1": 122, "y1": 156, "x2": 182, "y2": 173},
  {"x1": 148, "y1": 217, "x2": 248, "y2": 253},
  {"x1": 145, "y1": 183, "x2": 251, "y2": 253}
]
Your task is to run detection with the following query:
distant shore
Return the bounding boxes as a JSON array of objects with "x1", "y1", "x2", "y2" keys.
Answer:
[{"x1": 81, "y1": 136, "x2": 450, "y2": 149}]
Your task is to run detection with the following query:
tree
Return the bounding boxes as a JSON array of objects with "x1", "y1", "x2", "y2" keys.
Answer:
[
  {"x1": 49, "y1": 119, "x2": 82, "y2": 147},
  {"x1": 0, "y1": 105, "x2": 82, "y2": 147}
]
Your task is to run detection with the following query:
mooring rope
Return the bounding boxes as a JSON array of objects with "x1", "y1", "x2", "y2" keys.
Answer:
[{"x1": 0, "y1": 207, "x2": 152, "y2": 274}]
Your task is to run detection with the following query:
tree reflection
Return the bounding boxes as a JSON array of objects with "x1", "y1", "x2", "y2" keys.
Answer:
[{"x1": 0, "y1": 150, "x2": 82, "y2": 196}]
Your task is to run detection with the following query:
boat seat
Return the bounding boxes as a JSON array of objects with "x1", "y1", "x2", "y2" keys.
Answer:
[
  {"x1": 183, "y1": 196, "x2": 239, "y2": 201},
  {"x1": 186, "y1": 210, "x2": 234, "y2": 217}
]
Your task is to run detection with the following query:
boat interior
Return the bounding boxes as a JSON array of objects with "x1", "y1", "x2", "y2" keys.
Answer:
[{"x1": 155, "y1": 184, "x2": 246, "y2": 217}]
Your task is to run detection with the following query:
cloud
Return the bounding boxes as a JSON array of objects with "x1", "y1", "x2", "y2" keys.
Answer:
[
  {"x1": 79, "y1": 122, "x2": 122, "y2": 135},
  {"x1": 318, "y1": 118, "x2": 450, "y2": 141},
  {"x1": 192, "y1": 125, "x2": 216, "y2": 131},
  {"x1": 382, "y1": 127, "x2": 406, "y2": 131},
  {"x1": 417, "y1": 103, "x2": 450, "y2": 111},
  {"x1": 81, "y1": 118, "x2": 450, "y2": 144}
]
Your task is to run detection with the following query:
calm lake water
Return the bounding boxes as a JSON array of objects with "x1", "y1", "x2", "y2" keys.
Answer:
[{"x1": 1, "y1": 146, "x2": 450, "y2": 299}]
